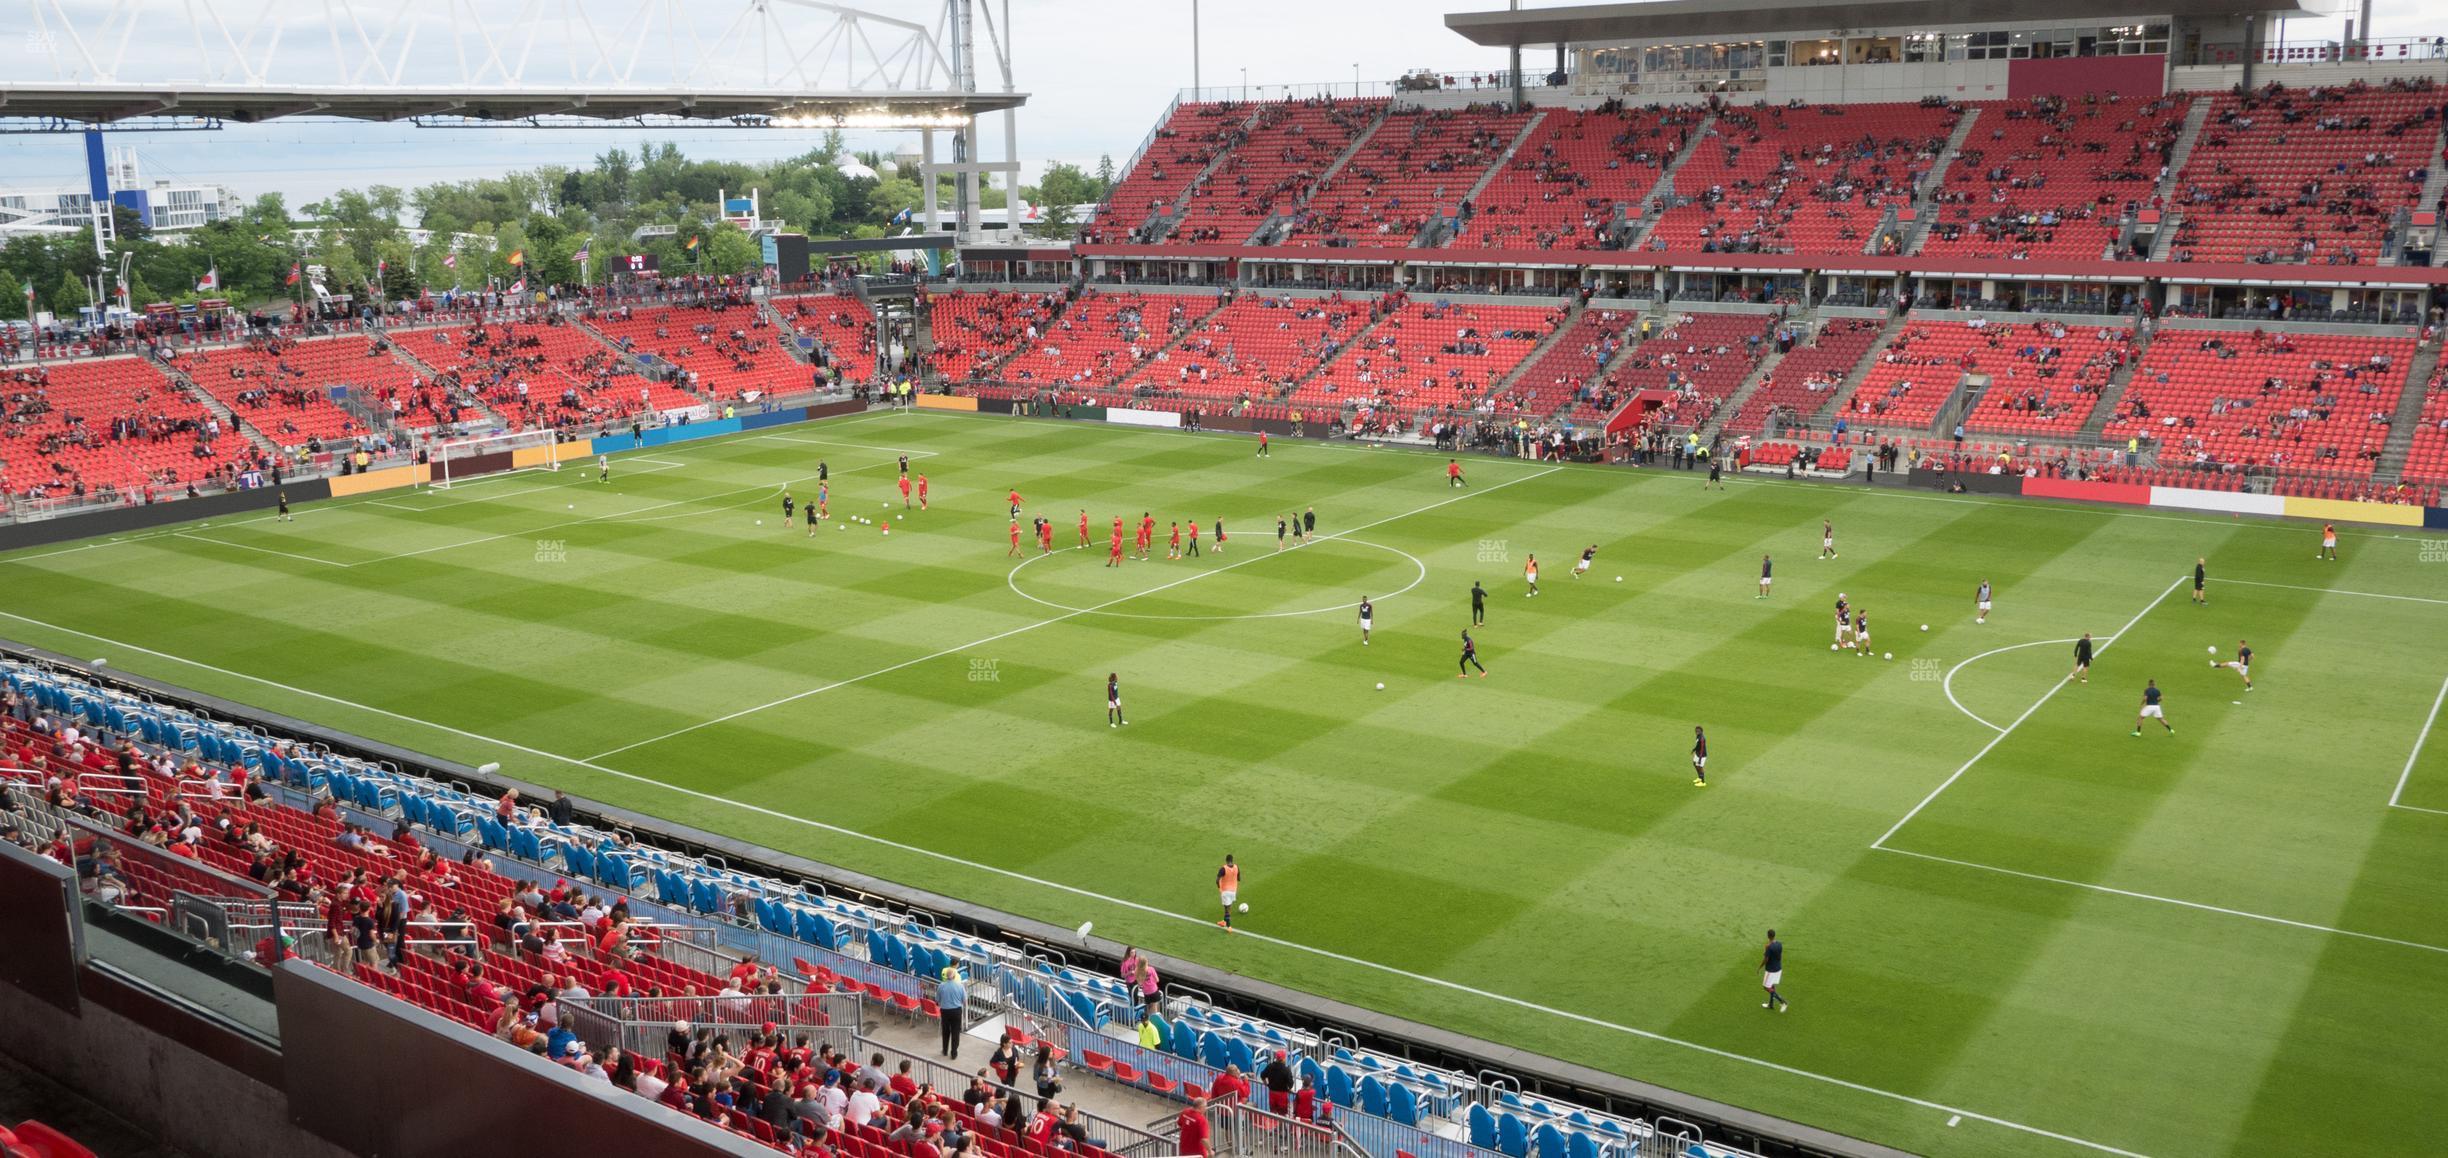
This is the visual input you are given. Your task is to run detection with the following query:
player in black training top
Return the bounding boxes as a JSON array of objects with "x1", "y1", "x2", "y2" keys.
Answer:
[
  {"x1": 2192, "y1": 557, "x2": 2208, "y2": 606},
  {"x1": 1106, "y1": 673, "x2": 1125, "y2": 728},
  {"x1": 2213, "y1": 639, "x2": 2254, "y2": 691},
  {"x1": 1470, "y1": 581, "x2": 1487, "y2": 625},
  {"x1": 2067, "y1": 632, "x2": 2093, "y2": 684},
  {"x1": 898, "y1": 454, "x2": 909, "y2": 477},
  {"x1": 2133, "y1": 679, "x2": 2172, "y2": 736},
  {"x1": 1761, "y1": 930, "x2": 1788, "y2": 1011},
  {"x1": 782, "y1": 491, "x2": 795, "y2": 522},
  {"x1": 1457, "y1": 630, "x2": 1486, "y2": 678},
  {"x1": 1302, "y1": 506, "x2": 1316, "y2": 537},
  {"x1": 1692, "y1": 726, "x2": 1709, "y2": 787},
  {"x1": 1357, "y1": 597, "x2": 1374, "y2": 646},
  {"x1": 276, "y1": 490, "x2": 292, "y2": 521},
  {"x1": 817, "y1": 460, "x2": 829, "y2": 483}
]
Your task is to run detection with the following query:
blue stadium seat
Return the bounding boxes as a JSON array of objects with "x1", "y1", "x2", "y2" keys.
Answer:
[
  {"x1": 1568, "y1": 1131, "x2": 1601, "y2": 1158},
  {"x1": 1359, "y1": 1075, "x2": 1388, "y2": 1117},
  {"x1": 1497, "y1": 1113, "x2": 1529, "y2": 1158},
  {"x1": 1467, "y1": 1105, "x2": 1498, "y2": 1150},
  {"x1": 1388, "y1": 1083, "x2": 1419, "y2": 1126},
  {"x1": 1534, "y1": 1122, "x2": 1567, "y2": 1158},
  {"x1": 1325, "y1": 1065, "x2": 1355, "y2": 1111}
]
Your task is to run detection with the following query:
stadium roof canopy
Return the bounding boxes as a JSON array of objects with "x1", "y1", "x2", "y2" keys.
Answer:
[
  {"x1": 1446, "y1": 0, "x2": 2334, "y2": 47},
  {"x1": 0, "y1": 86, "x2": 1023, "y2": 127}
]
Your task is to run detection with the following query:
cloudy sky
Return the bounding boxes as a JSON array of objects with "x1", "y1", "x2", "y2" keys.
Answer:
[{"x1": 0, "y1": 0, "x2": 2438, "y2": 214}]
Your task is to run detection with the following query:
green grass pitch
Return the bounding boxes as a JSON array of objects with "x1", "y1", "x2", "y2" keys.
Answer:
[{"x1": 4, "y1": 409, "x2": 2445, "y2": 1158}]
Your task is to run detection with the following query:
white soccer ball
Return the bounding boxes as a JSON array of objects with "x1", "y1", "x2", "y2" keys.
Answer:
[
  {"x1": 1883, "y1": 652, "x2": 1893, "y2": 661},
  {"x1": 1614, "y1": 576, "x2": 1623, "y2": 582},
  {"x1": 567, "y1": 504, "x2": 574, "y2": 510},
  {"x1": 2208, "y1": 645, "x2": 2218, "y2": 654},
  {"x1": 882, "y1": 502, "x2": 889, "y2": 508},
  {"x1": 881, "y1": 527, "x2": 890, "y2": 536},
  {"x1": 1237, "y1": 902, "x2": 1249, "y2": 914},
  {"x1": 1375, "y1": 682, "x2": 1385, "y2": 690},
  {"x1": 1830, "y1": 643, "x2": 1839, "y2": 651},
  {"x1": 1920, "y1": 624, "x2": 1929, "y2": 632},
  {"x1": 756, "y1": 520, "x2": 763, "y2": 526}
]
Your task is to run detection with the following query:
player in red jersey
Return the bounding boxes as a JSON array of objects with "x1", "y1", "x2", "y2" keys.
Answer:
[
  {"x1": 1138, "y1": 512, "x2": 1156, "y2": 560},
  {"x1": 898, "y1": 473, "x2": 912, "y2": 508},
  {"x1": 1007, "y1": 489, "x2": 1024, "y2": 518},
  {"x1": 1078, "y1": 509, "x2": 1090, "y2": 549},
  {"x1": 2319, "y1": 523, "x2": 2338, "y2": 561},
  {"x1": 1107, "y1": 524, "x2": 1126, "y2": 567},
  {"x1": 915, "y1": 473, "x2": 929, "y2": 511},
  {"x1": 1185, "y1": 519, "x2": 1201, "y2": 558},
  {"x1": 1037, "y1": 517, "x2": 1054, "y2": 554},
  {"x1": 1168, "y1": 521, "x2": 1182, "y2": 560},
  {"x1": 1447, "y1": 459, "x2": 1466, "y2": 488},
  {"x1": 1256, "y1": 431, "x2": 1269, "y2": 458},
  {"x1": 1007, "y1": 518, "x2": 1022, "y2": 557}
]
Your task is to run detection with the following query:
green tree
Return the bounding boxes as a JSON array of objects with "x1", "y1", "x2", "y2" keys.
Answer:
[
  {"x1": 52, "y1": 272, "x2": 89, "y2": 315},
  {"x1": 701, "y1": 222, "x2": 760, "y2": 275},
  {"x1": 0, "y1": 271, "x2": 24, "y2": 321},
  {"x1": 1030, "y1": 162, "x2": 1103, "y2": 229}
]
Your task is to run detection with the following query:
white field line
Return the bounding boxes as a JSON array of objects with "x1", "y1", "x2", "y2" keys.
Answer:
[
  {"x1": 2386, "y1": 671, "x2": 2448, "y2": 812},
  {"x1": 2209, "y1": 578, "x2": 2448, "y2": 607},
  {"x1": 0, "y1": 588, "x2": 2158, "y2": 1158},
  {"x1": 1873, "y1": 846, "x2": 2448, "y2": 956},
  {"x1": 1941, "y1": 638, "x2": 2086, "y2": 733},
  {"x1": 1872, "y1": 575, "x2": 2185, "y2": 849},
  {"x1": 169, "y1": 531, "x2": 348, "y2": 568},
  {"x1": 581, "y1": 464, "x2": 1566, "y2": 762}
]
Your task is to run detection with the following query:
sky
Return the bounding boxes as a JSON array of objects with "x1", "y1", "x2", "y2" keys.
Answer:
[{"x1": 0, "y1": 0, "x2": 2439, "y2": 216}]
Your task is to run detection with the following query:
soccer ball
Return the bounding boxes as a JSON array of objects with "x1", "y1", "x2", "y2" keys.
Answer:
[
  {"x1": 1237, "y1": 902, "x2": 1249, "y2": 914},
  {"x1": 567, "y1": 504, "x2": 574, "y2": 510},
  {"x1": 1375, "y1": 682, "x2": 1385, "y2": 690},
  {"x1": 756, "y1": 520, "x2": 763, "y2": 526},
  {"x1": 1830, "y1": 643, "x2": 1839, "y2": 651},
  {"x1": 881, "y1": 527, "x2": 890, "y2": 536},
  {"x1": 1920, "y1": 624, "x2": 1929, "y2": 632},
  {"x1": 2207, "y1": 645, "x2": 2218, "y2": 654},
  {"x1": 1883, "y1": 652, "x2": 1893, "y2": 661},
  {"x1": 1614, "y1": 576, "x2": 1623, "y2": 582}
]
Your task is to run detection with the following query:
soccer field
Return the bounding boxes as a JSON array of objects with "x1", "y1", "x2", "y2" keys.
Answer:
[{"x1": 4, "y1": 409, "x2": 2444, "y2": 1158}]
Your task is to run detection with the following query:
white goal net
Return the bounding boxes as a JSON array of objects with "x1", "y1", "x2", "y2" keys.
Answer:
[{"x1": 428, "y1": 428, "x2": 570, "y2": 489}]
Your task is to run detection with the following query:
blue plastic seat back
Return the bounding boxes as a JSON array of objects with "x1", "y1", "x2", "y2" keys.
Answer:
[
  {"x1": 1389, "y1": 1084, "x2": 1419, "y2": 1126},
  {"x1": 1534, "y1": 1123, "x2": 1567, "y2": 1158},
  {"x1": 1467, "y1": 1105, "x2": 1498, "y2": 1149},
  {"x1": 1325, "y1": 1066, "x2": 1355, "y2": 1111},
  {"x1": 1358, "y1": 1075, "x2": 1388, "y2": 1117},
  {"x1": 1497, "y1": 1114, "x2": 1529, "y2": 1158}
]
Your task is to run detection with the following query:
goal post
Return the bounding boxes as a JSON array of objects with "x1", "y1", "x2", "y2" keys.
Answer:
[{"x1": 427, "y1": 428, "x2": 572, "y2": 489}]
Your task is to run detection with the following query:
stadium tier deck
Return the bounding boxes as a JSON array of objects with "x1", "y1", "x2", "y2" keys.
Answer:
[
  {"x1": 1276, "y1": 106, "x2": 1535, "y2": 247},
  {"x1": 1644, "y1": 102, "x2": 1959, "y2": 258},
  {"x1": 585, "y1": 304, "x2": 808, "y2": 401},
  {"x1": 1170, "y1": 99, "x2": 1386, "y2": 245},
  {"x1": 1723, "y1": 317, "x2": 1887, "y2": 436},
  {"x1": 1837, "y1": 320, "x2": 2125, "y2": 434},
  {"x1": 172, "y1": 334, "x2": 413, "y2": 446},
  {"x1": 1124, "y1": 293, "x2": 1371, "y2": 401},
  {"x1": 1919, "y1": 95, "x2": 2191, "y2": 262},
  {"x1": 776, "y1": 294, "x2": 880, "y2": 384},
  {"x1": 0, "y1": 355, "x2": 259, "y2": 499},
  {"x1": 1454, "y1": 108, "x2": 1699, "y2": 252},
  {"x1": 2165, "y1": 85, "x2": 2443, "y2": 265},
  {"x1": 2101, "y1": 328, "x2": 2417, "y2": 479}
]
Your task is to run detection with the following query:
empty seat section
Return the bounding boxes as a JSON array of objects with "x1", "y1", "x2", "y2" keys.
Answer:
[
  {"x1": 1298, "y1": 299, "x2": 1556, "y2": 411},
  {"x1": 175, "y1": 335, "x2": 410, "y2": 445},
  {"x1": 1646, "y1": 102, "x2": 1959, "y2": 257},
  {"x1": 1086, "y1": 101, "x2": 1257, "y2": 244},
  {"x1": 2164, "y1": 85, "x2": 2438, "y2": 264},
  {"x1": 776, "y1": 294, "x2": 880, "y2": 383},
  {"x1": 1171, "y1": 99, "x2": 1385, "y2": 245},
  {"x1": 1125, "y1": 294, "x2": 1369, "y2": 403},
  {"x1": 2101, "y1": 328, "x2": 2413, "y2": 476},
  {"x1": 1725, "y1": 317, "x2": 1886, "y2": 435},
  {"x1": 0, "y1": 356, "x2": 255, "y2": 500},
  {"x1": 993, "y1": 292, "x2": 1209, "y2": 389},
  {"x1": 587, "y1": 305, "x2": 805, "y2": 401},
  {"x1": 923, "y1": 290, "x2": 1063, "y2": 383},
  {"x1": 1920, "y1": 95, "x2": 2190, "y2": 260},
  {"x1": 1451, "y1": 108, "x2": 1698, "y2": 251},
  {"x1": 1277, "y1": 106, "x2": 1532, "y2": 247}
]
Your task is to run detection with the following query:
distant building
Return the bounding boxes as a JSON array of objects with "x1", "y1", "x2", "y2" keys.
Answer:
[{"x1": 0, "y1": 147, "x2": 240, "y2": 239}]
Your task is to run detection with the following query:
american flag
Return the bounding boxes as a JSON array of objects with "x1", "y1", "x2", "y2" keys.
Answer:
[{"x1": 573, "y1": 245, "x2": 591, "y2": 264}]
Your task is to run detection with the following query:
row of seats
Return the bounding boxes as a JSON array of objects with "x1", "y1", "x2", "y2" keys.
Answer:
[
  {"x1": 995, "y1": 292, "x2": 1215, "y2": 389},
  {"x1": 1298, "y1": 298, "x2": 1557, "y2": 410},
  {"x1": 924, "y1": 290, "x2": 1064, "y2": 383},
  {"x1": 171, "y1": 335, "x2": 408, "y2": 446},
  {"x1": 1499, "y1": 306, "x2": 1632, "y2": 418},
  {"x1": 1090, "y1": 101, "x2": 1255, "y2": 241},
  {"x1": 2403, "y1": 370, "x2": 2448, "y2": 485},
  {"x1": 2100, "y1": 328, "x2": 2415, "y2": 474},
  {"x1": 1959, "y1": 324, "x2": 2134, "y2": 437},
  {"x1": 776, "y1": 294, "x2": 881, "y2": 384},
  {"x1": 1602, "y1": 313, "x2": 1776, "y2": 431},
  {"x1": 1841, "y1": 320, "x2": 2122, "y2": 432}
]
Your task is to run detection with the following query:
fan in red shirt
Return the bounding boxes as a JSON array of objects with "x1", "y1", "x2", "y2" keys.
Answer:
[
  {"x1": 1208, "y1": 1064, "x2": 1251, "y2": 1105},
  {"x1": 1177, "y1": 1096, "x2": 1213, "y2": 1158}
]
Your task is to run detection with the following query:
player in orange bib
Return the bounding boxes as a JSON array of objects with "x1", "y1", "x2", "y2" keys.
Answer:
[
  {"x1": 2318, "y1": 523, "x2": 2338, "y2": 561},
  {"x1": 1216, "y1": 855, "x2": 1241, "y2": 930},
  {"x1": 1524, "y1": 554, "x2": 1540, "y2": 597}
]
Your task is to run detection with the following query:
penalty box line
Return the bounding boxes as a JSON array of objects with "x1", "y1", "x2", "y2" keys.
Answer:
[{"x1": 578, "y1": 464, "x2": 1565, "y2": 763}]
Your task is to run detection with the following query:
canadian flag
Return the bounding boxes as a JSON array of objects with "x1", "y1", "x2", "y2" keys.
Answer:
[
  {"x1": 284, "y1": 263, "x2": 301, "y2": 286},
  {"x1": 509, "y1": 277, "x2": 527, "y2": 294},
  {"x1": 195, "y1": 266, "x2": 219, "y2": 292}
]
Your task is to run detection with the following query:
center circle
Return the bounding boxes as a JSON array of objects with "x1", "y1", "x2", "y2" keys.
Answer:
[{"x1": 1006, "y1": 537, "x2": 1429, "y2": 622}]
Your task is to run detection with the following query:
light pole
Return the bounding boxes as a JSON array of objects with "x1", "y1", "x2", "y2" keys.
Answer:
[
  {"x1": 1353, "y1": 63, "x2": 1360, "y2": 98},
  {"x1": 1240, "y1": 67, "x2": 1247, "y2": 103},
  {"x1": 1191, "y1": 0, "x2": 1201, "y2": 97}
]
